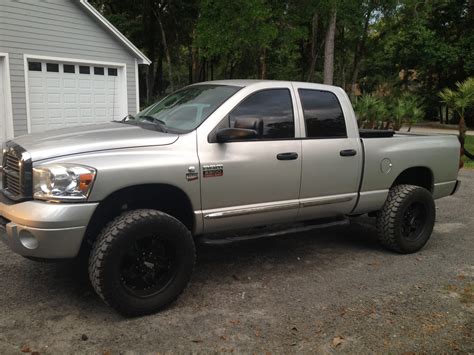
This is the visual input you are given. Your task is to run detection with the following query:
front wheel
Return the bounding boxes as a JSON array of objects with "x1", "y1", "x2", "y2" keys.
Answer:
[
  {"x1": 88, "y1": 209, "x2": 195, "y2": 316},
  {"x1": 376, "y1": 184, "x2": 436, "y2": 254}
]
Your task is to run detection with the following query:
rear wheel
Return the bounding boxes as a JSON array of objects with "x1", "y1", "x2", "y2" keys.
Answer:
[
  {"x1": 376, "y1": 184, "x2": 435, "y2": 254},
  {"x1": 89, "y1": 209, "x2": 195, "y2": 316}
]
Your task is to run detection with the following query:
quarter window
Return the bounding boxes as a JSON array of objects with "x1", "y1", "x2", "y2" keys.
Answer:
[
  {"x1": 79, "y1": 66, "x2": 90, "y2": 74},
  {"x1": 63, "y1": 64, "x2": 75, "y2": 73},
  {"x1": 46, "y1": 63, "x2": 59, "y2": 72},
  {"x1": 229, "y1": 89, "x2": 294, "y2": 139},
  {"x1": 299, "y1": 89, "x2": 347, "y2": 138},
  {"x1": 28, "y1": 62, "x2": 42, "y2": 71},
  {"x1": 108, "y1": 68, "x2": 118, "y2": 76}
]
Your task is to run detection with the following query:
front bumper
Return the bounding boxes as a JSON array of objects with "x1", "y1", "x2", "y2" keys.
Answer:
[{"x1": 0, "y1": 193, "x2": 98, "y2": 259}]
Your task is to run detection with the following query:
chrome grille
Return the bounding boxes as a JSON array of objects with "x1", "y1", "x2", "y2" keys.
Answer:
[{"x1": 1, "y1": 143, "x2": 33, "y2": 201}]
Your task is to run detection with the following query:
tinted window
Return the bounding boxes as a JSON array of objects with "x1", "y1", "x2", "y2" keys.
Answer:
[
  {"x1": 229, "y1": 89, "x2": 294, "y2": 139},
  {"x1": 299, "y1": 89, "x2": 347, "y2": 138},
  {"x1": 108, "y1": 68, "x2": 118, "y2": 76},
  {"x1": 28, "y1": 62, "x2": 42, "y2": 71},
  {"x1": 94, "y1": 67, "x2": 104, "y2": 75},
  {"x1": 46, "y1": 63, "x2": 59, "y2": 72},
  {"x1": 79, "y1": 66, "x2": 90, "y2": 74},
  {"x1": 63, "y1": 64, "x2": 75, "y2": 73}
]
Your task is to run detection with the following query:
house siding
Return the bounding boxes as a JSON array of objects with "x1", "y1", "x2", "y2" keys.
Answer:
[{"x1": 0, "y1": 0, "x2": 139, "y2": 137}]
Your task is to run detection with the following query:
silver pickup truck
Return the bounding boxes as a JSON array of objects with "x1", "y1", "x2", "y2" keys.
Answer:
[{"x1": 0, "y1": 80, "x2": 461, "y2": 316}]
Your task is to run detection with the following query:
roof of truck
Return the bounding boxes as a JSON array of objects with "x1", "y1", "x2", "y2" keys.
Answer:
[{"x1": 194, "y1": 79, "x2": 340, "y2": 90}]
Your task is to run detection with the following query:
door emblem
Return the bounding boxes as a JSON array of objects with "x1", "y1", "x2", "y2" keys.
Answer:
[{"x1": 203, "y1": 164, "x2": 224, "y2": 178}]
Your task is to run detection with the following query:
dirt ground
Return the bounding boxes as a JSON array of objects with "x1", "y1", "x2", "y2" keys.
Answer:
[{"x1": 0, "y1": 170, "x2": 473, "y2": 354}]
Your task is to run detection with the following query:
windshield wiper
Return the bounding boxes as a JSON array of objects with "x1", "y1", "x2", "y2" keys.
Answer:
[
  {"x1": 119, "y1": 114, "x2": 168, "y2": 133},
  {"x1": 138, "y1": 115, "x2": 168, "y2": 132}
]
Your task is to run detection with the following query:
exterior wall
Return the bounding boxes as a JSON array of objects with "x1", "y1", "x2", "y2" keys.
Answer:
[{"x1": 0, "y1": 0, "x2": 140, "y2": 137}]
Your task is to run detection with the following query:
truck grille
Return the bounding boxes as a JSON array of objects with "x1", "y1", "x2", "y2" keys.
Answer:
[{"x1": 1, "y1": 143, "x2": 33, "y2": 201}]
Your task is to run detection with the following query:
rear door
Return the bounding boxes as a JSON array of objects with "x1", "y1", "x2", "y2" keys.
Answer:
[
  {"x1": 293, "y1": 83, "x2": 363, "y2": 220},
  {"x1": 197, "y1": 86, "x2": 302, "y2": 233}
]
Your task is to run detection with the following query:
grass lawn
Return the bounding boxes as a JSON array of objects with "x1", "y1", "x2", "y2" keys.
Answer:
[{"x1": 463, "y1": 135, "x2": 474, "y2": 169}]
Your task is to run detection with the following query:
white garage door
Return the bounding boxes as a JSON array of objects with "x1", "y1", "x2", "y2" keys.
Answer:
[{"x1": 27, "y1": 60, "x2": 126, "y2": 133}]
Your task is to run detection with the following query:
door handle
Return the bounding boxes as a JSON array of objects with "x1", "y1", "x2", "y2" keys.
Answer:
[
  {"x1": 277, "y1": 152, "x2": 298, "y2": 160},
  {"x1": 340, "y1": 149, "x2": 357, "y2": 157}
]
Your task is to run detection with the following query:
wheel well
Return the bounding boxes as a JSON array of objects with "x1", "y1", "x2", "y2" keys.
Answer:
[
  {"x1": 391, "y1": 167, "x2": 433, "y2": 192},
  {"x1": 81, "y1": 184, "x2": 195, "y2": 252}
]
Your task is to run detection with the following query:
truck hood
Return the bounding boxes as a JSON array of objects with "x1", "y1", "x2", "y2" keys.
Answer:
[{"x1": 12, "y1": 122, "x2": 179, "y2": 161}]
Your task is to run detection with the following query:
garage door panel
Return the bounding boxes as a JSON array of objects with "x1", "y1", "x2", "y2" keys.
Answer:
[
  {"x1": 64, "y1": 94, "x2": 77, "y2": 104},
  {"x1": 95, "y1": 108, "x2": 107, "y2": 118},
  {"x1": 29, "y1": 77, "x2": 45, "y2": 88},
  {"x1": 65, "y1": 108, "x2": 78, "y2": 118},
  {"x1": 94, "y1": 80, "x2": 106, "y2": 90},
  {"x1": 94, "y1": 94, "x2": 106, "y2": 104},
  {"x1": 79, "y1": 94, "x2": 92, "y2": 104},
  {"x1": 48, "y1": 109, "x2": 62, "y2": 118},
  {"x1": 47, "y1": 93, "x2": 61, "y2": 104},
  {"x1": 78, "y1": 79, "x2": 91, "y2": 89},
  {"x1": 63, "y1": 79, "x2": 77, "y2": 89},
  {"x1": 29, "y1": 93, "x2": 44, "y2": 104},
  {"x1": 46, "y1": 78, "x2": 60, "y2": 88}
]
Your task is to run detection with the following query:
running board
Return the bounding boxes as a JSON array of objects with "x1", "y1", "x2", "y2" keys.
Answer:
[{"x1": 197, "y1": 217, "x2": 349, "y2": 245}]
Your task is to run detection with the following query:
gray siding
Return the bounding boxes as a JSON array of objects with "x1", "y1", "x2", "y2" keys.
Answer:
[{"x1": 0, "y1": 0, "x2": 140, "y2": 137}]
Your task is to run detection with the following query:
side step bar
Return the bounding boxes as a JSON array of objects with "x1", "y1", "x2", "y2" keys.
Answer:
[{"x1": 197, "y1": 217, "x2": 349, "y2": 246}]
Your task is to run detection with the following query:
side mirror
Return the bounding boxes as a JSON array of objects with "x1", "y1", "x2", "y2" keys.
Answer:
[{"x1": 216, "y1": 128, "x2": 258, "y2": 143}]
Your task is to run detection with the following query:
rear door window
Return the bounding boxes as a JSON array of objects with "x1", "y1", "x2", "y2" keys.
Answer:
[{"x1": 298, "y1": 89, "x2": 347, "y2": 138}]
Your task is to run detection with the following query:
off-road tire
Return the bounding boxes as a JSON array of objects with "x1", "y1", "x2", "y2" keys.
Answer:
[
  {"x1": 376, "y1": 184, "x2": 435, "y2": 254},
  {"x1": 88, "y1": 209, "x2": 195, "y2": 316}
]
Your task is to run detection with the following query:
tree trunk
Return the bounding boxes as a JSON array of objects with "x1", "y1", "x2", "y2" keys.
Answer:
[
  {"x1": 144, "y1": 0, "x2": 156, "y2": 101},
  {"x1": 188, "y1": 46, "x2": 193, "y2": 84},
  {"x1": 153, "y1": 51, "x2": 164, "y2": 96},
  {"x1": 260, "y1": 48, "x2": 267, "y2": 79},
  {"x1": 323, "y1": 8, "x2": 337, "y2": 85},
  {"x1": 349, "y1": 5, "x2": 373, "y2": 94},
  {"x1": 229, "y1": 60, "x2": 236, "y2": 79},
  {"x1": 154, "y1": 8, "x2": 174, "y2": 92},
  {"x1": 459, "y1": 112, "x2": 466, "y2": 139},
  {"x1": 146, "y1": 63, "x2": 155, "y2": 102},
  {"x1": 306, "y1": 13, "x2": 319, "y2": 82}
]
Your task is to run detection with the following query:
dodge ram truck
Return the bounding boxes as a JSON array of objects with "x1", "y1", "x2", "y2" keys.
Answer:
[{"x1": 0, "y1": 80, "x2": 461, "y2": 316}]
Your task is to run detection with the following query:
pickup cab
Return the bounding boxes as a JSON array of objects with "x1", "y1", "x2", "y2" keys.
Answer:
[{"x1": 0, "y1": 80, "x2": 461, "y2": 316}]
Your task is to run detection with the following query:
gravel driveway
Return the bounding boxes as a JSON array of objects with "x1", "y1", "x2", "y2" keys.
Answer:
[{"x1": 1, "y1": 170, "x2": 473, "y2": 354}]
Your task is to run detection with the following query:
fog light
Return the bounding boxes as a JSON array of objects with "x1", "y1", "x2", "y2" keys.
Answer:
[{"x1": 19, "y1": 230, "x2": 39, "y2": 250}]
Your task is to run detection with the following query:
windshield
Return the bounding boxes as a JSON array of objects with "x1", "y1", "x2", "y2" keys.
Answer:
[{"x1": 131, "y1": 85, "x2": 241, "y2": 133}]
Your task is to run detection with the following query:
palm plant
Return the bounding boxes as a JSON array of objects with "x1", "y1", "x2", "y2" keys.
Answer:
[
  {"x1": 403, "y1": 95, "x2": 424, "y2": 132},
  {"x1": 353, "y1": 94, "x2": 384, "y2": 129},
  {"x1": 390, "y1": 94, "x2": 423, "y2": 131},
  {"x1": 392, "y1": 98, "x2": 407, "y2": 131},
  {"x1": 439, "y1": 77, "x2": 474, "y2": 139}
]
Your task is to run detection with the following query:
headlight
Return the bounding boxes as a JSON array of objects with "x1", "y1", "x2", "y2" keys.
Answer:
[{"x1": 33, "y1": 164, "x2": 96, "y2": 201}]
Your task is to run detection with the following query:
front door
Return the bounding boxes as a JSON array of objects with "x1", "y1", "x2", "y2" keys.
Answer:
[{"x1": 198, "y1": 87, "x2": 302, "y2": 233}]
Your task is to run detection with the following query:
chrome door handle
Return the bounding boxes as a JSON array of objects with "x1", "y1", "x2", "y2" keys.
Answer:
[{"x1": 277, "y1": 152, "x2": 298, "y2": 160}]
